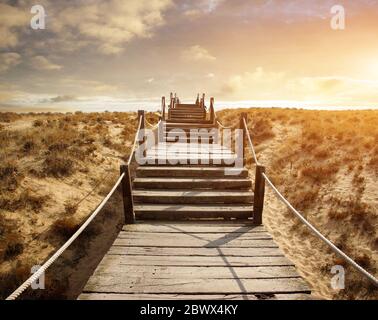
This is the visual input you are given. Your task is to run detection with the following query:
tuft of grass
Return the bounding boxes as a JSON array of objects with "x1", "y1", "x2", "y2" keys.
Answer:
[
  {"x1": 33, "y1": 119, "x2": 44, "y2": 127},
  {"x1": 64, "y1": 200, "x2": 78, "y2": 215},
  {"x1": 42, "y1": 154, "x2": 74, "y2": 177},
  {"x1": 51, "y1": 218, "x2": 80, "y2": 239},
  {"x1": 3, "y1": 242, "x2": 24, "y2": 260},
  {"x1": 0, "y1": 161, "x2": 22, "y2": 192},
  {"x1": 0, "y1": 189, "x2": 48, "y2": 212}
]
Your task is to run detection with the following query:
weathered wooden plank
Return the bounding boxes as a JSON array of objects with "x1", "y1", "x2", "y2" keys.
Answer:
[
  {"x1": 133, "y1": 190, "x2": 253, "y2": 205},
  {"x1": 83, "y1": 277, "x2": 310, "y2": 294},
  {"x1": 91, "y1": 254, "x2": 294, "y2": 267},
  {"x1": 134, "y1": 204, "x2": 254, "y2": 220},
  {"x1": 113, "y1": 237, "x2": 277, "y2": 248},
  {"x1": 107, "y1": 246, "x2": 283, "y2": 257},
  {"x1": 117, "y1": 231, "x2": 272, "y2": 241},
  {"x1": 86, "y1": 264, "x2": 299, "y2": 279},
  {"x1": 122, "y1": 223, "x2": 266, "y2": 233},
  {"x1": 79, "y1": 293, "x2": 313, "y2": 300},
  {"x1": 136, "y1": 167, "x2": 249, "y2": 178}
]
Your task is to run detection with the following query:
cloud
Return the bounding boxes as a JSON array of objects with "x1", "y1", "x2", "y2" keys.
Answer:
[
  {"x1": 30, "y1": 56, "x2": 62, "y2": 71},
  {"x1": 181, "y1": 45, "x2": 216, "y2": 62},
  {"x1": 50, "y1": 0, "x2": 173, "y2": 55},
  {"x1": 220, "y1": 67, "x2": 378, "y2": 104},
  {"x1": 60, "y1": 78, "x2": 119, "y2": 94},
  {"x1": 0, "y1": 52, "x2": 22, "y2": 73},
  {"x1": 222, "y1": 67, "x2": 285, "y2": 98},
  {"x1": 49, "y1": 95, "x2": 77, "y2": 103},
  {"x1": 0, "y1": 3, "x2": 29, "y2": 48},
  {"x1": 182, "y1": 0, "x2": 225, "y2": 16}
]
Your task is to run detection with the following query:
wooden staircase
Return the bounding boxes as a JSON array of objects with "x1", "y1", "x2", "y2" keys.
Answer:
[
  {"x1": 132, "y1": 97, "x2": 255, "y2": 221},
  {"x1": 79, "y1": 94, "x2": 312, "y2": 300}
]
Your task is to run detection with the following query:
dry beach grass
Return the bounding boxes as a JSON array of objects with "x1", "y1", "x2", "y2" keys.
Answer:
[
  {"x1": 217, "y1": 108, "x2": 378, "y2": 300},
  {"x1": 0, "y1": 108, "x2": 377, "y2": 299},
  {"x1": 0, "y1": 111, "x2": 157, "y2": 298}
]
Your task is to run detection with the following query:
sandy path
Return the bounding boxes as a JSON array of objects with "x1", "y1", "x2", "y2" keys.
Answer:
[{"x1": 255, "y1": 124, "x2": 334, "y2": 299}]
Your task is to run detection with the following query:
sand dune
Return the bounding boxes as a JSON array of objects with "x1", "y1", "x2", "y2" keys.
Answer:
[{"x1": 1, "y1": 109, "x2": 377, "y2": 299}]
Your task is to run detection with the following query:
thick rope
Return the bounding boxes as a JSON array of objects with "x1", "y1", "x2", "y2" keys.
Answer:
[
  {"x1": 243, "y1": 118, "x2": 259, "y2": 165},
  {"x1": 6, "y1": 172, "x2": 125, "y2": 300},
  {"x1": 262, "y1": 172, "x2": 378, "y2": 287},
  {"x1": 216, "y1": 120, "x2": 233, "y2": 130},
  {"x1": 241, "y1": 117, "x2": 378, "y2": 286},
  {"x1": 127, "y1": 116, "x2": 143, "y2": 166},
  {"x1": 145, "y1": 118, "x2": 160, "y2": 129}
]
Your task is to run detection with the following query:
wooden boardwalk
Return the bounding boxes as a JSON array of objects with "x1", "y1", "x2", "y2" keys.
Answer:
[
  {"x1": 79, "y1": 94, "x2": 312, "y2": 300},
  {"x1": 79, "y1": 222, "x2": 311, "y2": 300}
]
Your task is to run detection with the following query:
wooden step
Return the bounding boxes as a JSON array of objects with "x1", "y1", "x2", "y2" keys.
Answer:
[
  {"x1": 164, "y1": 129, "x2": 216, "y2": 133},
  {"x1": 142, "y1": 157, "x2": 238, "y2": 166},
  {"x1": 166, "y1": 119, "x2": 211, "y2": 124},
  {"x1": 169, "y1": 110, "x2": 205, "y2": 115},
  {"x1": 147, "y1": 149, "x2": 233, "y2": 156},
  {"x1": 136, "y1": 167, "x2": 249, "y2": 178},
  {"x1": 169, "y1": 114, "x2": 205, "y2": 117},
  {"x1": 164, "y1": 130, "x2": 218, "y2": 136},
  {"x1": 166, "y1": 114, "x2": 206, "y2": 122},
  {"x1": 169, "y1": 117, "x2": 206, "y2": 121},
  {"x1": 150, "y1": 142, "x2": 229, "y2": 150},
  {"x1": 133, "y1": 178, "x2": 252, "y2": 190},
  {"x1": 164, "y1": 137, "x2": 215, "y2": 144},
  {"x1": 145, "y1": 153, "x2": 235, "y2": 159},
  {"x1": 133, "y1": 190, "x2": 253, "y2": 204},
  {"x1": 170, "y1": 109, "x2": 204, "y2": 114},
  {"x1": 169, "y1": 111, "x2": 205, "y2": 115},
  {"x1": 175, "y1": 104, "x2": 200, "y2": 108},
  {"x1": 149, "y1": 143, "x2": 231, "y2": 149},
  {"x1": 134, "y1": 204, "x2": 254, "y2": 220},
  {"x1": 165, "y1": 123, "x2": 215, "y2": 129}
]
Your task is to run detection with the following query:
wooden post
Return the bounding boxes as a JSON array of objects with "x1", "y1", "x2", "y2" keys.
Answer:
[
  {"x1": 239, "y1": 112, "x2": 247, "y2": 167},
  {"x1": 138, "y1": 110, "x2": 145, "y2": 157},
  {"x1": 158, "y1": 117, "x2": 164, "y2": 143},
  {"x1": 210, "y1": 97, "x2": 215, "y2": 123},
  {"x1": 120, "y1": 164, "x2": 135, "y2": 224},
  {"x1": 138, "y1": 110, "x2": 145, "y2": 130},
  {"x1": 253, "y1": 165, "x2": 265, "y2": 225},
  {"x1": 162, "y1": 96, "x2": 166, "y2": 120},
  {"x1": 196, "y1": 94, "x2": 200, "y2": 105}
]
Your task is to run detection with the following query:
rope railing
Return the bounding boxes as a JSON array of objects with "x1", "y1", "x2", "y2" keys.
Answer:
[
  {"x1": 241, "y1": 114, "x2": 378, "y2": 287},
  {"x1": 6, "y1": 173, "x2": 125, "y2": 300},
  {"x1": 216, "y1": 120, "x2": 233, "y2": 130},
  {"x1": 243, "y1": 117, "x2": 259, "y2": 166},
  {"x1": 127, "y1": 115, "x2": 143, "y2": 166},
  {"x1": 6, "y1": 111, "x2": 147, "y2": 300},
  {"x1": 262, "y1": 172, "x2": 378, "y2": 287},
  {"x1": 145, "y1": 118, "x2": 160, "y2": 130}
]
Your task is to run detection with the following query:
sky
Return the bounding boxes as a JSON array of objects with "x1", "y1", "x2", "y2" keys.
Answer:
[{"x1": 1, "y1": 0, "x2": 378, "y2": 112}]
